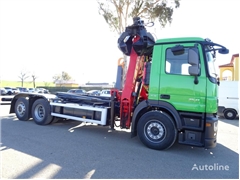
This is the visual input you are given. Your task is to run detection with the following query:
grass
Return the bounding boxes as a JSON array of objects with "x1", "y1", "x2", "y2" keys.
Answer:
[{"x1": 0, "y1": 80, "x2": 55, "y2": 88}]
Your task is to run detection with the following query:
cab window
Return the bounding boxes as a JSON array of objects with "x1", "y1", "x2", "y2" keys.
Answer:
[{"x1": 165, "y1": 48, "x2": 191, "y2": 75}]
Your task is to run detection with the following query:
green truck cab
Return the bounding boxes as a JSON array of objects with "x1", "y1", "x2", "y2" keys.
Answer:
[{"x1": 130, "y1": 37, "x2": 228, "y2": 150}]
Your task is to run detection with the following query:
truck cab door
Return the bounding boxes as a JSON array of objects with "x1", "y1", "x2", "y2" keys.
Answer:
[{"x1": 158, "y1": 43, "x2": 206, "y2": 113}]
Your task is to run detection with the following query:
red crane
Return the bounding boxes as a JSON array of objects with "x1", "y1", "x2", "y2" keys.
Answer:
[{"x1": 111, "y1": 17, "x2": 155, "y2": 129}]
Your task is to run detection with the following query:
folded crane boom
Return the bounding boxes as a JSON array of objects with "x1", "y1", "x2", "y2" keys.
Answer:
[{"x1": 116, "y1": 17, "x2": 155, "y2": 128}]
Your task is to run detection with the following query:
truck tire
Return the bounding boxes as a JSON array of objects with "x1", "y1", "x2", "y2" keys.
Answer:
[
  {"x1": 31, "y1": 99, "x2": 53, "y2": 125},
  {"x1": 137, "y1": 111, "x2": 177, "y2": 150},
  {"x1": 224, "y1": 109, "x2": 237, "y2": 120},
  {"x1": 15, "y1": 97, "x2": 30, "y2": 121}
]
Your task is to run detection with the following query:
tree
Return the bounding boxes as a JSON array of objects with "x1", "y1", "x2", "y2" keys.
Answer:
[
  {"x1": 31, "y1": 73, "x2": 37, "y2": 88},
  {"x1": 97, "y1": 0, "x2": 180, "y2": 87},
  {"x1": 18, "y1": 71, "x2": 29, "y2": 87},
  {"x1": 97, "y1": 0, "x2": 180, "y2": 34},
  {"x1": 53, "y1": 71, "x2": 72, "y2": 87}
]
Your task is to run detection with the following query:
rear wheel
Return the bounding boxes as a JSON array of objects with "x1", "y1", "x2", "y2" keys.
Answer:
[
  {"x1": 15, "y1": 97, "x2": 30, "y2": 121},
  {"x1": 31, "y1": 99, "x2": 53, "y2": 125},
  {"x1": 224, "y1": 109, "x2": 237, "y2": 120},
  {"x1": 137, "y1": 111, "x2": 177, "y2": 150}
]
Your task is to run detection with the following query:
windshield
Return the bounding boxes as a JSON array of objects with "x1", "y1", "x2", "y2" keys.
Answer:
[{"x1": 205, "y1": 47, "x2": 217, "y2": 78}]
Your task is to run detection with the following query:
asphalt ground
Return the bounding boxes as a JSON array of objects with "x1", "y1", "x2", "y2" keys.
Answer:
[{"x1": 0, "y1": 104, "x2": 239, "y2": 179}]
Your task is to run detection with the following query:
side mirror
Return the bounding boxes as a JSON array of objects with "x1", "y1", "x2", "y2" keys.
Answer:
[
  {"x1": 188, "y1": 47, "x2": 200, "y2": 84},
  {"x1": 218, "y1": 48, "x2": 229, "y2": 54},
  {"x1": 188, "y1": 47, "x2": 199, "y2": 65},
  {"x1": 188, "y1": 47, "x2": 200, "y2": 76},
  {"x1": 188, "y1": 66, "x2": 199, "y2": 76}
]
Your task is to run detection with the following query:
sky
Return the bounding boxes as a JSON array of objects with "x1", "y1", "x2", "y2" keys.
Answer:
[{"x1": 0, "y1": 0, "x2": 239, "y2": 84}]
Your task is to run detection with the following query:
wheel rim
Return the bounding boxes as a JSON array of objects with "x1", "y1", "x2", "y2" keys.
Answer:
[
  {"x1": 144, "y1": 120, "x2": 166, "y2": 143},
  {"x1": 34, "y1": 104, "x2": 45, "y2": 121},
  {"x1": 226, "y1": 112, "x2": 233, "y2": 118},
  {"x1": 16, "y1": 102, "x2": 26, "y2": 117}
]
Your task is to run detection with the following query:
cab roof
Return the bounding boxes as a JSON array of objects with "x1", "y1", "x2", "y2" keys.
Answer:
[{"x1": 155, "y1": 37, "x2": 205, "y2": 44}]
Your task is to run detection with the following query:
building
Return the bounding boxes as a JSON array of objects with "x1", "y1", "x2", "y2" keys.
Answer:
[{"x1": 219, "y1": 54, "x2": 239, "y2": 81}]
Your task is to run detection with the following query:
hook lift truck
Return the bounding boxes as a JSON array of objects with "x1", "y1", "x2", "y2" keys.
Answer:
[{"x1": 9, "y1": 17, "x2": 229, "y2": 150}]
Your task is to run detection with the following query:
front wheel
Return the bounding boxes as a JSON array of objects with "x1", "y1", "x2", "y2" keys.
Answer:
[
  {"x1": 137, "y1": 111, "x2": 177, "y2": 150},
  {"x1": 31, "y1": 99, "x2": 53, "y2": 125}
]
